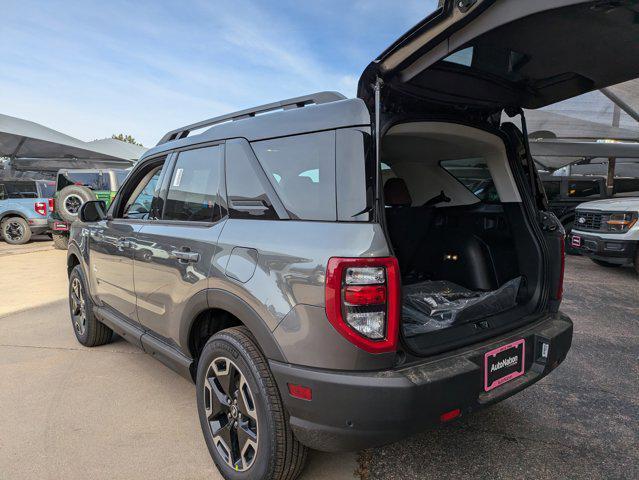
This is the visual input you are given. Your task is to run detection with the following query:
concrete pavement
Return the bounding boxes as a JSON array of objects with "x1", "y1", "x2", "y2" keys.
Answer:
[
  {"x1": 2, "y1": 241, "x2": 637, "y2": 480},
  {"x1": 0, "y1": 242, "x2": 356, "y2": 480}
]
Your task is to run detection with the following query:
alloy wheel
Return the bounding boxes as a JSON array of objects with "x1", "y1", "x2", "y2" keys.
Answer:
[
  {"x1": 70, "y1": 277, "x2": 86, "y2": 335},
  {"x1": 64, "y1": 194, "x2": 83, "y2": 215},
  {"x1": 4, "y1": 221, "x2": 24, "y2": 242},
  {"x1": 203, "y1": 356, "x2": 259, "y2": 472}
]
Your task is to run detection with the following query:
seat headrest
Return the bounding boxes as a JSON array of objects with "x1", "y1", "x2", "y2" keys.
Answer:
[{"x1": 384, "y1": 178, "x2": 412, "y2": 207}]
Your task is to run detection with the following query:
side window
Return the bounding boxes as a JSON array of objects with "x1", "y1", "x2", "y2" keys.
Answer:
[
  {"x1": 567, "y1": 180, "x2": 601, "y2": 198},
  {"x1": 226, "y1": 139, "x2": 278, "y2": 220},
  {"x1": 543, "y1": 181, "x2": 561, "y2": 201},
  {"x1": 252, "y1": 131, "x2": 336, "y2": 221},
  {"x1": 3, "y1": 182, "x2": 38, "y2": 199},
  {"x1": 163, "y1": 145, "x2": 224, "y2": 222},
  {"x1": 123, "y1": 167, "x2": 162, "y2": 219}
]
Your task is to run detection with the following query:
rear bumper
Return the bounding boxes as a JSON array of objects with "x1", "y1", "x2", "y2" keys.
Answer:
[
  {"x1": 570, "y1": 231, "x2": 637, "y2": 264},
  {"x1": 271, "y1": 312, "x2": 573, "y2": 452},
  {"x1": 27, "y1": 217, "x2": 49, "y2": 234},
  {"x1": 48, "y1": 217, "x2": 70, "y2": 232}
]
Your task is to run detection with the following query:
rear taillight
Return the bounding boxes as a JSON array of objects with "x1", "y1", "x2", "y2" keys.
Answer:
[
  {"x1": 34, "y1": 202, "x2": 47, "y2": 216},
  {"x1": 325, "y1": 257, "x2": 400, "y2": 353},
  {"x1": 48, "y1": 198, "x2": 55, "y2": 211},
  {"x1": 556, "y1": 236, "x2": 565, "y2": 300}
]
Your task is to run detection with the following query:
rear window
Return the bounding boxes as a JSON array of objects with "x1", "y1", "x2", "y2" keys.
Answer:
[
  {"x1": 252, "y1": 131, "x2": 336, "y2": 221},
  {"x1": 37, "y1": 181, "x2": 56, "y2": 198},
  {"x1": 567, "y1": 180, "x2": 601, "y2": 198},
  {"x1": 57, "y1": 172, "x2": 110, "y2": 191},
  {"x1": 440, "y1": 158, "x2": 500, "y2": 203},
  {"x1": 115, "y1": 171, "x2": 129, "y2": 188}
]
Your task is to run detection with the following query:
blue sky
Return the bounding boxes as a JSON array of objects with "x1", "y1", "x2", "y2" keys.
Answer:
[{"x1": 0, "y1": 0, "x2": 437, "y2": 146}]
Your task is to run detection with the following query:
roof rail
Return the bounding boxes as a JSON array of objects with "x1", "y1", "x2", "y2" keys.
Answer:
[{"x1": 156, "y1": 91, "x2": 347, "y2": 146}]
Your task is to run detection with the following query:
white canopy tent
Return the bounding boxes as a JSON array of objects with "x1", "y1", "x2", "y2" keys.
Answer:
[{"x1": 0, "y1": 114, "x2": 146, "y2": 175}]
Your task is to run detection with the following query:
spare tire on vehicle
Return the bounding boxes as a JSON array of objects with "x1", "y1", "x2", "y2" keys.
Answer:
[{"x1": 57, "y1": 185, "x2": 96, "y2": 222}]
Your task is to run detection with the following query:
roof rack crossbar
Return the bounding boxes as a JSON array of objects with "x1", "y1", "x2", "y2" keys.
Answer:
[{"x1": 157, "y1": 91, "x2": 346, "y2": 146}]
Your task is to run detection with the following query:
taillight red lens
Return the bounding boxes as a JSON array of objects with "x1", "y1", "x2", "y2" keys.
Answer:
[
  {"x1": 325, "y1": 257, "x2": 400, "y2": 354},
  {"x1": 344, "y1": 285, "x2": 387, "y2": 305},
  {"x1": 556, "y1": 236, "x2": 565, "y2": 300},
  {"x1": 48, "y1": 198, "x2": 55, "y2": 211},
  {"x1": 34, "y1": 202, "x2": 47, "y2": 216}
]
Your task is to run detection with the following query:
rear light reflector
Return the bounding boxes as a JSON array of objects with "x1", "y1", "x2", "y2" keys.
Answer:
[
  {"x1": 34, "y1": 202, "x2": 47, "y2": 216},
  {"x1": 325, "y1": 257, "x2": 400, "y2": 354},
  {"x1": 440, "y1": 408, "x2": 461, "y2": 422},
  {"x1": 48, "y1": 198, "x2": 55, "y2": 211},
  {"x1": 556, "y1": 236, "x2": 565, "y2": 301},
  {"x1": 288, "y1": 383, "x2": 312, "y2": 401}
]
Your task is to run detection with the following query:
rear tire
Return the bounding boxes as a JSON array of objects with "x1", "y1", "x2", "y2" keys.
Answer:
[
  {"x1": 52, "y1": 232, "x2": 69, "y2": 250},
  {"x1": 1, "y1": 217, "x2": 31, "y2": 245},
  {"x1": 196, "y1": 326, "x2": 308, "y2": 480},
  {"x1": 591, "y1": 259, "x2": 622, "y2": 268},
  {"x1": 68, "y1": 265, "x2": 113, "y2": 347}
]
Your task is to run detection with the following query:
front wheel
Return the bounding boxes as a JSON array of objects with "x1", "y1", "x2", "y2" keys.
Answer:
[
  {"x1": 1, "y1": 217, "x2": 31, "y2": 245},
  {"x1": 196, "y1": 326, "x2": 308, "y2": 480},
  {"x1": 68, "y1": 265, "x2": 113, "y2": 347}
]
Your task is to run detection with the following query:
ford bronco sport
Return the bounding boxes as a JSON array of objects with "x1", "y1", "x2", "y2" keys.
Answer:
[
  {"x1": 0, "y1": 179, "x2": 55, "y2": 244},
  {"x1": 66, "y1": 2, "x2": 638, "y2": 478}
]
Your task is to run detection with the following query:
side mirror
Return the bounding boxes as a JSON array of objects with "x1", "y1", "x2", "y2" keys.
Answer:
[{"x1": 79, "y1": 200, "x2": 107, "y2": 223}]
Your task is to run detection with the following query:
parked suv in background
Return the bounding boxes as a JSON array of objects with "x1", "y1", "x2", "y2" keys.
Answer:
[
  {"x1": 49, "y1": 168, "x2": 128, "y2": 249},
  {"x1": 570, "y1": 198, "x2": 639, "y2": 272},
  {"x1": 65, "y1": 1, "x2": 638, "y2": 478},
  {"x1": 0, "y1": 179, "x2": 55, "y2": 244}
]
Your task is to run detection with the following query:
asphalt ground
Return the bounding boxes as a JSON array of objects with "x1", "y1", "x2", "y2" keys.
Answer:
[
  {"x1": 360, "y1": 255, "x2": 639, "y2": 480},
  {"x1": 1, "y1": 240, "x2": 637, "y2": 479}
]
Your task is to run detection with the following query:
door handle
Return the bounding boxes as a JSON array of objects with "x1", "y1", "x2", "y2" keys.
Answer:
[{"x1": 171, "y1": 250, "x2": 200, "y2": 263}]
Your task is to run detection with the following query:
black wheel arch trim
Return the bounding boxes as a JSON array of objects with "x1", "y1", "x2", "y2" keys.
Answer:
[
  {"x1": 0, "y1": 212, "x2": 28, "y2": 224},
  {"x1": 196, "y1": 288, "x2": 287, "y2": 364}
]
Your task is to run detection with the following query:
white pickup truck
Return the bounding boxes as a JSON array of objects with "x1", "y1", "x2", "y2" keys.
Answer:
[{"x1": 570, "y1": 198, "x2": 639, "y2": 273}]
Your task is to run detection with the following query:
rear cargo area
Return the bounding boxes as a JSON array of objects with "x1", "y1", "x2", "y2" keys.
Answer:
[{"x1": 382, "y1": 122, "x2": 544, "y2": 354}]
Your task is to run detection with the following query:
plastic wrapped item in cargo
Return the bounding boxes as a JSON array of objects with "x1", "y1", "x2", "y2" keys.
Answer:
[{"x1": 402, "y1": 277, "x2": 522, "y2": 337}]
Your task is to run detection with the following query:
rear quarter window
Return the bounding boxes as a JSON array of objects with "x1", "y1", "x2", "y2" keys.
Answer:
[
  {"x1": 440, "y1": 158, "x2": 501, "y2": 203},
  {"x1": 252, "y1": 131, "x2": 336, "y2": 221}
]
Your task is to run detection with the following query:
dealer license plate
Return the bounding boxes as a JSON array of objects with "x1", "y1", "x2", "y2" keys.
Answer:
[{"x1": 484, "y1": 339, "x2": 525, "y2": 392}]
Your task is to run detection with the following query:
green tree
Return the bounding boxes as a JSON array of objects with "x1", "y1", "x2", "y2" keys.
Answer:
[{"x1": 111, "y1": 133, "x2": 143, "y2": 146}]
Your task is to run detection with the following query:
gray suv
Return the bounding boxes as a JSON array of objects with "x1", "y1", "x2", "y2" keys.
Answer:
[{"x1": 66, "y1": 2, "x2": 637, "y2": 478}]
